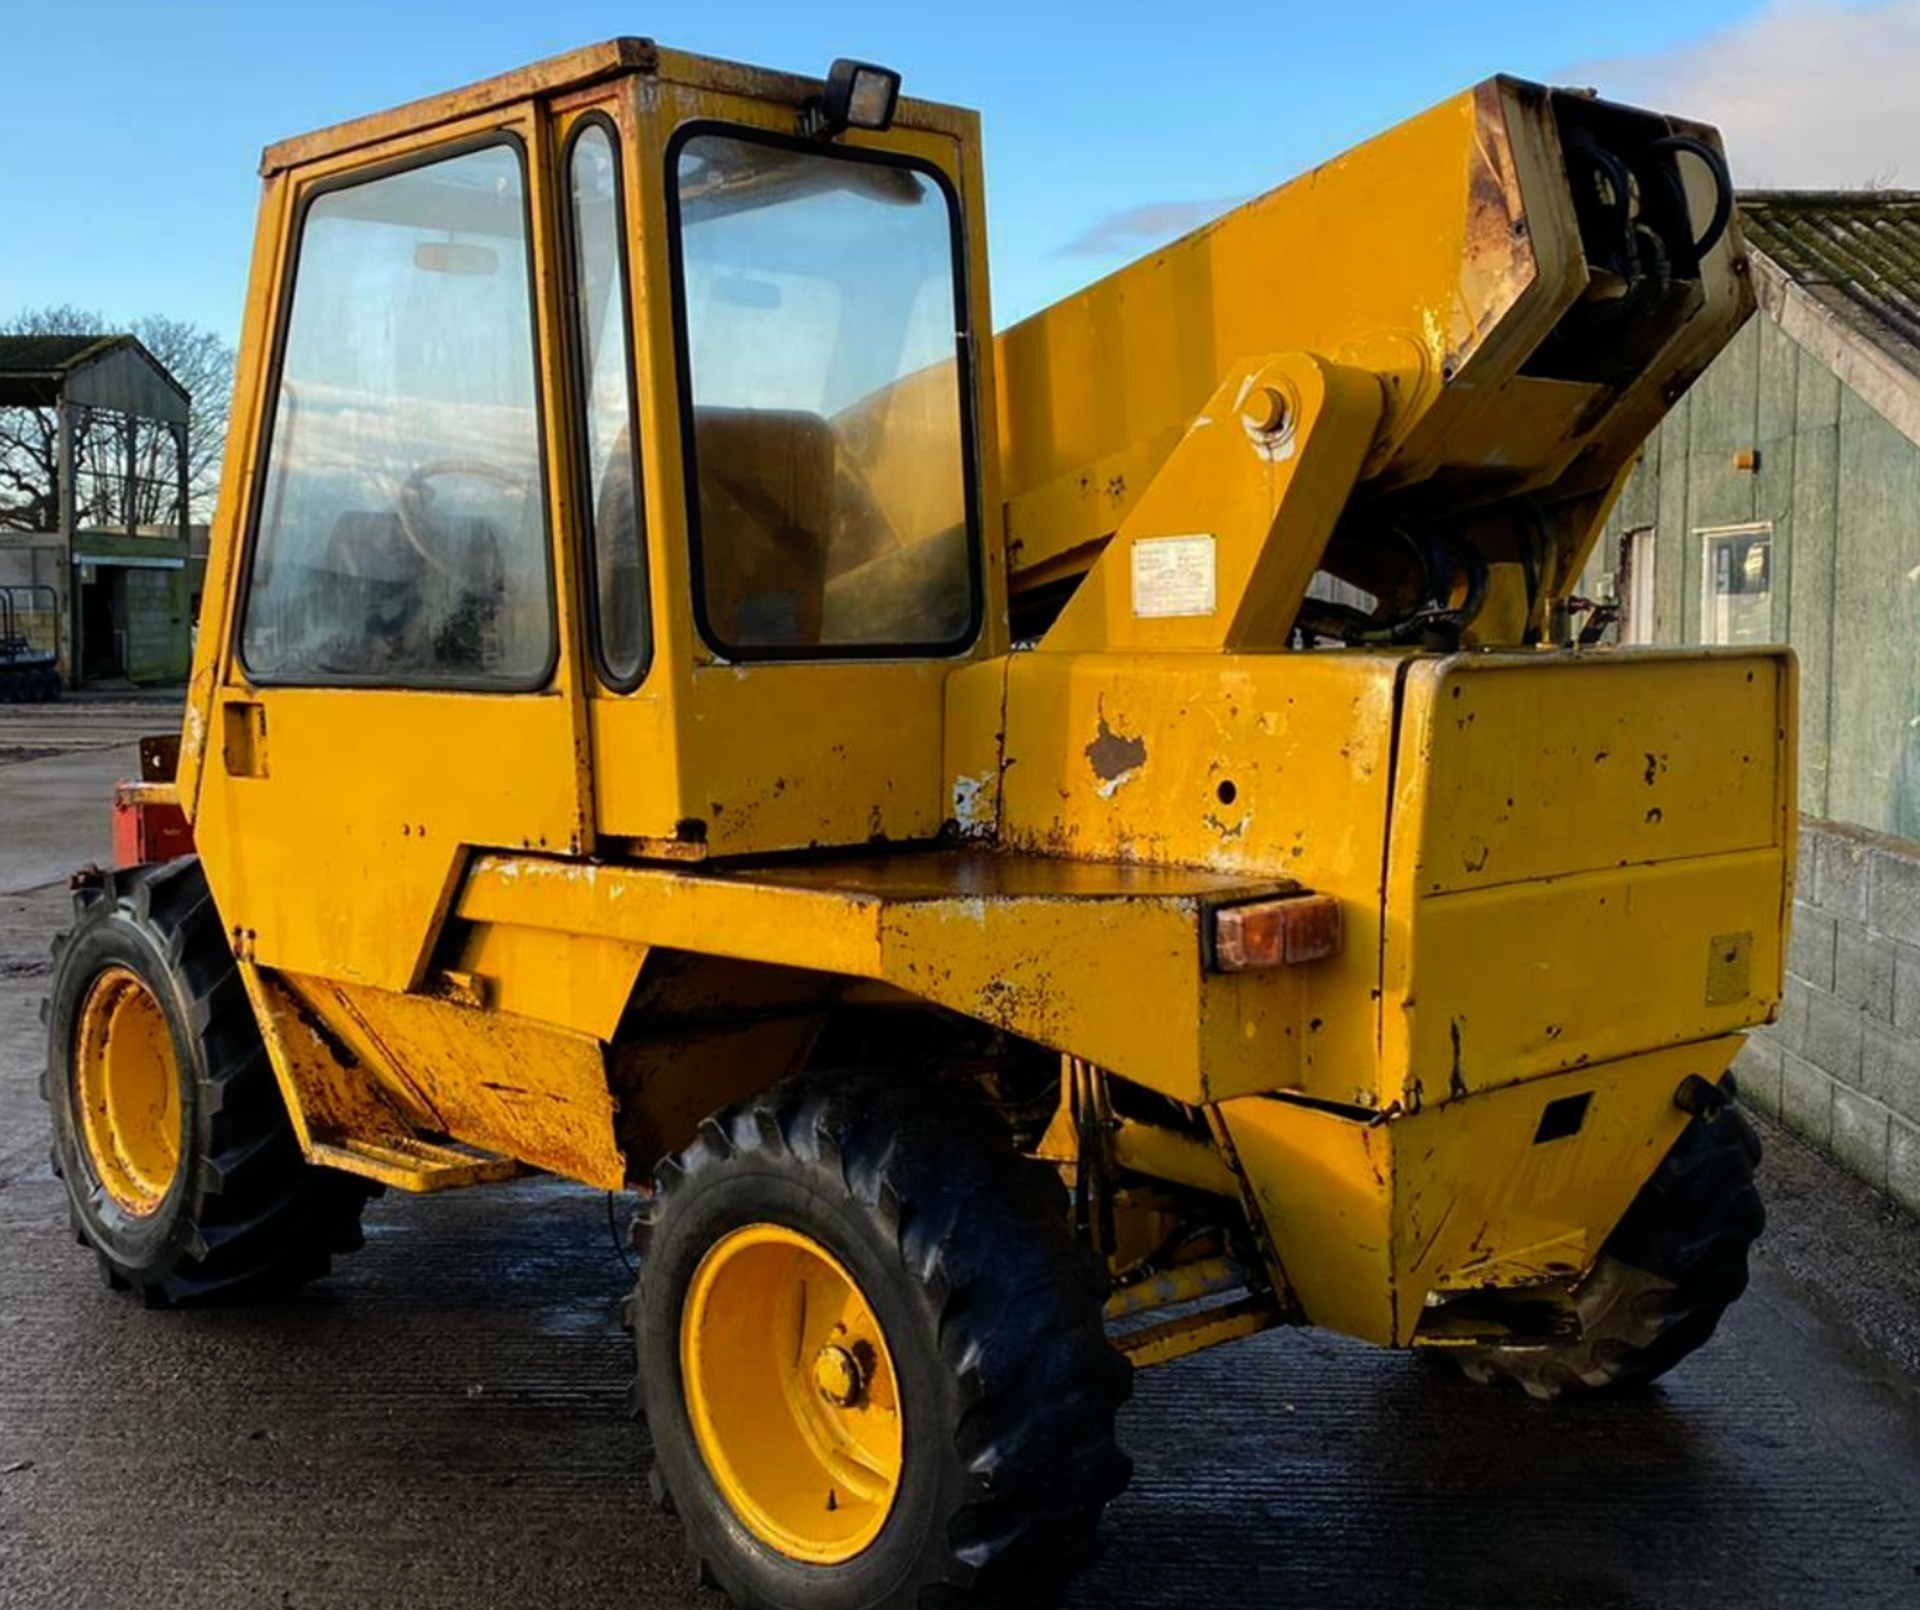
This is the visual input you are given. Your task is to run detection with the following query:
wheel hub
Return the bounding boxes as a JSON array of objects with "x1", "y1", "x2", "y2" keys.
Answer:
[
  {"x1": 73, "y1": 967, "x2": 182, "y2": 1216},
  {"x1": 813, "y1": 1342, "x2": 865, "y2": 1408},
  {"x1": 680, "y1": 1223, "x2": 904, "y2": 1564}
]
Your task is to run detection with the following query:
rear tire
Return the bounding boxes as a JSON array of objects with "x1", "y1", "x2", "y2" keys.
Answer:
[
  {"x1": 630, "y1": 1070, "x2": 1132, "y2": 1610},
  {"x1": 1446, "y1": 1090, "x2": 1764, "y2": 1400},
  {"x1": 42, "y1": 858, "x2": 371, "y2": 1305}
]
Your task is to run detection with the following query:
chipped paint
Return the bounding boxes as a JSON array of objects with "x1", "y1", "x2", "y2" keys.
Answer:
[
  {"x1": 1085, "y1": 710, "x2": 1148, "y2": 799},
  {"x1": 951, "y1": 770, "x2": 994, "y2": 834},
  {"x1": 1419, "y1": 304, "x2": 1450, "y2": 375},
  {"x1": 1203, "y1": 810, "x2": 1253, "y2": 841}
]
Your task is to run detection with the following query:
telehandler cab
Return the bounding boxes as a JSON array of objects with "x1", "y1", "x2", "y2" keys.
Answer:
[{"x1": 46, "y1": 39, "x2": 1786, "y2": 1610}]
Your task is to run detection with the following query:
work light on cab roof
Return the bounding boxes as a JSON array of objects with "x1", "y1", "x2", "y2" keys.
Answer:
[{"x1": 802, "y1": 57, "x2": 902, "y2": 139}]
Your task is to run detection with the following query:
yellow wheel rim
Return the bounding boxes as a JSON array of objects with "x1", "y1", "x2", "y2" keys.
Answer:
[
  {"x1": 74, "y1": 967, "x2": 182, "y2": 1216},
  {"x1": 680, "y1": 1223, "x2": 905, "y2": 1564}
]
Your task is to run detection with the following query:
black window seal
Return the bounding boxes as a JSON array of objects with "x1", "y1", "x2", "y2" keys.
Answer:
[
  {"x1": 561, "y1": 109, "x2": 653, "y2": 694},
  {"x1": 663, "y1": 118, "x2": 986, "y2": 665},
  {"x1": 234, "y1": 128, "x2": 562, "y2": 694}
]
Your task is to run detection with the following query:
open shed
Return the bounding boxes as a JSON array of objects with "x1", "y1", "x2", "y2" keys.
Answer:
[{"x1": 0, "y1": 334, "x2": 193, "y2": 685}]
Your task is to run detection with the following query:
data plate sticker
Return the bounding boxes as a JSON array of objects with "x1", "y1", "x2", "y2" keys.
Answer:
[{"x1": 1131, "y1": 535, "x2": 1217, "y2": 618}]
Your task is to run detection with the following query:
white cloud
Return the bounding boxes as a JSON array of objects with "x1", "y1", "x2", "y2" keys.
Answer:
[
  {"x1": 1580, "y1": 1, "x2": 1920, "y2": 188},
  {"x1": 1054, "y1": 198, "x2": 1241, "y2": 257}
]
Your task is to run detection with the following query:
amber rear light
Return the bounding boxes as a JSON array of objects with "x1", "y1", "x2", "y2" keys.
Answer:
[{"x1": 1211, "y1": 895, "x2": 1342, "y2": 972}]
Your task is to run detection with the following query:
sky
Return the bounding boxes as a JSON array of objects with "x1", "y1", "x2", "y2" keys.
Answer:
[{"x1": 2, "y1": 0, "x2": 1916, "y2": 347}]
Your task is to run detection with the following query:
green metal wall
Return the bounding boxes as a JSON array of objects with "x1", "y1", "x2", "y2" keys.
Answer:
[
  {"x1": 122, "y1": 567, "x2": 190, "y2": 683},
  {"x1": 73, "y1": 529, "x2": 194, "y2": 686},
  {"x1": 1589, "y1": 313, "x2": 1920, "y2": 840}
]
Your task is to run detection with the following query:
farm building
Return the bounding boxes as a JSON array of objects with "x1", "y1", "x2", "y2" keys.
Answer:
[
  {"x1": 0, "y1": 334, "x2": 196, "y2": 686},
  {"x1": 1583, "y1": 192, "x2": 1920, "y2": 1212}
]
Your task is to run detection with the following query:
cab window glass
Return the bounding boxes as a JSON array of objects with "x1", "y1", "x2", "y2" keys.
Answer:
[
  {"x1": 569, "y1": 120, "x2": 649, "y2": 687},
  {"x1": 241, "y1": 141, "x2": 551, "y2": 686},
  {"x1": 673, "y1": 131, "x2": 978, "y2": 655}
]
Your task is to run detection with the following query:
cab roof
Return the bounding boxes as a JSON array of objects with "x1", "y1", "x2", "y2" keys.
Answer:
[{"x1": 260, "y1": 38, "x2": 976, "y2": 177}]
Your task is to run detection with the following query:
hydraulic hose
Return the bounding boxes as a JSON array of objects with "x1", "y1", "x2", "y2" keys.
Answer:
[
  {"x1": 1304, "y1": 528, "x2": 1490, "y2": 648},
  {"x1": 1638, "y1": 133, "x2": 1736, "y2": 260}
]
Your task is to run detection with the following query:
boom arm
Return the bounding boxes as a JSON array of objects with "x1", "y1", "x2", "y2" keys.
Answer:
[{"x1": 994, "y1": 77, "x2": 1751, "y2": 648}]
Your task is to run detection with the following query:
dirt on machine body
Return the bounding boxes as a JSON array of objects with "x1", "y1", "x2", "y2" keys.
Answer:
[{"x1": 45, "y1": 40, "x2": 1787, "y2": 1610}]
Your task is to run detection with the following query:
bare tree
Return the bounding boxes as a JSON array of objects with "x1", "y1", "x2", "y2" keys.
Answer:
[
  {"x1": 132, "y1": 313, "x2": 235, "y2": 523},
  {"x1": 0, "y1": 304, "x2": 235, "y2": 533},
  {"x1": 0, "y1": 304, "x2": 97, "y2": 532}
]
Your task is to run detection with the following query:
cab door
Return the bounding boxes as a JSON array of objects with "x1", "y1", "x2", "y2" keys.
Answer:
[{"x1": 189, "y1": 105, "x2": 593, "y2": 993}]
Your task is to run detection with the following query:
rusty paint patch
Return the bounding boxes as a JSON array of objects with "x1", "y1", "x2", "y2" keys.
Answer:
[
  {"x1": 1085, "y1": 711, "x2": 1148, "y2": 798},
  {"x1": 286, "y1": 989, "x2": 360, "y2": 1071},
  {"x1": 1457, "y1": 80, "x2": 1538, "y2": 364}
]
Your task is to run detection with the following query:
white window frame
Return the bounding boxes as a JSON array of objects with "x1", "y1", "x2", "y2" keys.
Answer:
[
  {"x1": 1620, "y1": 525, "x2": 1658, "y2": 645},
  {"x1": 1696, "y1": 522, "x2": 1775, "y2": 646}
]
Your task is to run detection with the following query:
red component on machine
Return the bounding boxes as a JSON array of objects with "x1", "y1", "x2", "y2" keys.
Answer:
[
  {"x1": 112, "y1": 782, "x2": 195, "y2": 868},
  {"x1": 1211, "y1": 893, "x2": 1343, "y2": 972}
]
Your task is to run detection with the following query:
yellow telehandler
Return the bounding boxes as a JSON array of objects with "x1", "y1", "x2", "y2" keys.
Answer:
[{"x1": 45, "y1": 39, "x2": 1787, "y2": 1610}]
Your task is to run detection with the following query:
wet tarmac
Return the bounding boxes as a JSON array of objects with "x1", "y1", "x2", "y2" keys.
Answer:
[{"x1": 4, "y1": 701, "x2": 1920, "y2": 1610}]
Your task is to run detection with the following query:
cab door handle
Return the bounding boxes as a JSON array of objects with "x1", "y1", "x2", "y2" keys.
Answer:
[{"x1": 222, "y1": 700, "x2": 269, "y2": 778}]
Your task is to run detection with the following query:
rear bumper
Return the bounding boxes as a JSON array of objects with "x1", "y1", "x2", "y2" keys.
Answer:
[{"x1": 1218, "y1": 1037, "x2": 1735, "y2": 1346}]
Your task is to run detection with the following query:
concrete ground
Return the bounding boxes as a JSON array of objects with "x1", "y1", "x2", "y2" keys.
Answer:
[{"x1": 4, "y1": 699, "x2": 1920, "y2": 1610}]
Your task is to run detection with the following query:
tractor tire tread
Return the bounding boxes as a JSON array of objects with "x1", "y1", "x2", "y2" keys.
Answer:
[
  {"x1": 44, "y1": 855, "x2": 370, "y2": 1306},
  {"x1": 633, "y1": 1069, "x2": 1131, "y2": 1610},
  {"x1": 1448, "y1": 1086, "x2": 1763, "y2": 1399}
]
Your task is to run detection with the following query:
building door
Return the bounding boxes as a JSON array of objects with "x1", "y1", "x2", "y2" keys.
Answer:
[
  {"x1": 78, "y1": 565, "x2": 125, "y2": 679},
  {"x1": 1621, "y1": 526, "x2": 1657, "y2": 644}
]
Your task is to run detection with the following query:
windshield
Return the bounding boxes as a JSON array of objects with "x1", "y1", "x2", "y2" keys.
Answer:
[{"x1": 672, "y1": 129, "x2": 978, "y2": 656}]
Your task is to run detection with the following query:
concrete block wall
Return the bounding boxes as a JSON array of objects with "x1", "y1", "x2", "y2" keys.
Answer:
[{"x1": 1735, "y1": 817, "x2": 1920, "y2": 1216}]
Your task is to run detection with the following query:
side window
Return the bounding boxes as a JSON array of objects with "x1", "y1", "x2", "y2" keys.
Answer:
[
  {"x1": 241, "y1": 141, "x2": 552, "y2": 687},
  {"x1": 671, "y1": 129, "x2": 980, "y2": 658},
  {"x1": 567, "y1": 117, "x2": 649, "y2": 687},
  {"x1": 1698, "y1": 522, "x2": 1772, "y2": 646}
]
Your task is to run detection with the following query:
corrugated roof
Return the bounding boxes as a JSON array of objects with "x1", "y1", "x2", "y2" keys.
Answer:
[
  {"x1": 0, "y1": 335, "x2": 190, "y2": 420},
  {"x1": 0, "y1": 334, "x2": 126, "y2": 376},
  {"x1": 1736, "y1": 192, "x2": 1920, "y2": 449},
  {"x1": 1740, "y1": 192, "x2": 1920, "y2": 376}
]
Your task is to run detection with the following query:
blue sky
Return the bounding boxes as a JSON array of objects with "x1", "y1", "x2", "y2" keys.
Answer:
[{"x1": 0, "y1": 0, "x2": 1804, "y2": 343}]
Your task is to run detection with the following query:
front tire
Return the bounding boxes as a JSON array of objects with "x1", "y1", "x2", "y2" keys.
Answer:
[
  {"x1": 43, "y1": 858, "x2": 370, "y2": 1305},
  {"x1": 630, "y1": 1071, "x2": 1132, "y2": 1610},
  {"x1": 1447, "y1": 1092, "x2": 1765, "y2": 1400}
]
